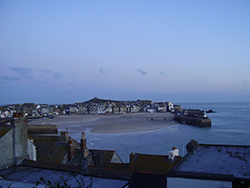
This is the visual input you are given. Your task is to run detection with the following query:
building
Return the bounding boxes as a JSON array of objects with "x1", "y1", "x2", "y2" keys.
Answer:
[
  {"x1": 173, "y1": 104, "x2": 182, "y2": 112},
  {"x1": 167, "y1": 142, "x2": 250, "y2": 188},
  {"x1": 29, "y1": 131, "x2": 79, "y2": 164},
  {"x1": 0, "y1": 117, "x2": 36, "y2": 170},
  {"x1": 128, "y1": 153, "x2": 182, "y2": 188},
  {"x1": 166, "y1": 102, "x2": 174, "y2": 112},
  {"x1": 157, "y1": 103, "x2": 167, "y2": 112}
]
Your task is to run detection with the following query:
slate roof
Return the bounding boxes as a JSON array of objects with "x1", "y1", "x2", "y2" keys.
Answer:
[
  {"x1": 90, "y1": 149, "x2": 123, "y2": 168},
  {"x1": 0, "y1": 125, "x2": 12, "y2": 139},
  {"x1": 171, "y1": 144, "x2": 250, "y2": 180},
  {"x1": 30, "y1": 135, "x2": 79, "y2": 164},
  {"x1": 0, "y1": 166, "x2": 129, "y2": 188},
  {"x1": 67, "y1": 149, "x2": 83, "y2": 166},
  {"x1": 129, "y1": 153, "x2": 182, "y2": 174}
]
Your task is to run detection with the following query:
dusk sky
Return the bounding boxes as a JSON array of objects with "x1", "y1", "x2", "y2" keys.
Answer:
[{"x1": 1, "y1": 1, "x2": 250, "y2": 104}]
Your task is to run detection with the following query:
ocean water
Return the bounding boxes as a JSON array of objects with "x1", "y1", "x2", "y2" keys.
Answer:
[{"x1": 79, "y1": 102, "x2": 250, "y2": 162}]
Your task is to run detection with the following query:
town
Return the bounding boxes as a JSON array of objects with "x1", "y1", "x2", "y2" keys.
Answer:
[
  {"x1": 1, "y1": 97, "x2": 212, "y2": 127},
  {"x1": 0, "y1": 97, "x2": 177, "y2": 118}
]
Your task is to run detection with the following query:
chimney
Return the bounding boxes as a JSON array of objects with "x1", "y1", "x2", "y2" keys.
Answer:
[
  {"x1": 68, "y1": 138, "x2": 74, "y2": 161},
  {"x1": 83, "y1": 148, "x2": 89, "y2": 158},
  {"x1": 80, "y1": 132, "x2": 89, "y2": 158},
  {"x1": 59, "y1": 131, "x2": 69, "y2": 144},
  {"x1": 168, "y1": 146, "x2": 179, "y2": 160},
  {"x1": 130, "y1": 152, "x2": 135, "y2": 163},
  {"x1": 81, "y1": 132, "x2": 87, "y2": 149}
]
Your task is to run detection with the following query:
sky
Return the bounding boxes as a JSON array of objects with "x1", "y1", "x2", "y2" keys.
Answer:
[{"x1": 0, "y1": 1, "x2": 250, "y2": 104}]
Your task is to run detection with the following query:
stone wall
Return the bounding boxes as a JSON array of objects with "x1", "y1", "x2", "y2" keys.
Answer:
[
  {"x1": 14, "y1": 118, "x2": 28, "y2": 159},
  {"x1": 27, "y1": 124, "x2": 58, "y2": 134},
  {"x1": 0, "y1": 129, "x2": 14, "y2": 170},
  {"x1": 0, "y1": 117, "x2": 36, "y2": 169},
  {"x1": 27, "y1": 139, "x2": 37, "y2": 161}
]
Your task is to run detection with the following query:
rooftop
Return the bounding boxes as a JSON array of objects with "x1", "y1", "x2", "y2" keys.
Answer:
[
  {"x1": 30, "y1": 135, "x2": 79, "y2": 164},
  {"x1": 173, "y1": 144, "x2": 250, "y2": 180},
  {"x1": 0, "y1": 125, "x2": 11, "y2": 139},
  {"x1": 129, "y1": 153, "x2": 182, "y2": 175},
  {"x1": 0, "y1": 166, "x2": 129, "y2": 188}
]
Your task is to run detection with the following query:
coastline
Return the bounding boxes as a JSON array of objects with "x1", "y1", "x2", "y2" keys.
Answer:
[{"x1": 28, "y1": 112, "x2": 176, "y2": 134}]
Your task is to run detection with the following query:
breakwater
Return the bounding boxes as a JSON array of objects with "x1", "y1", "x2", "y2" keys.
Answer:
[{"x1": 174, "y1": 109, "x2": 211, "y2": 127}]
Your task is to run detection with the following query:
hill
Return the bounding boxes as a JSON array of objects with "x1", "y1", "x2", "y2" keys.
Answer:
[{"x1": 82, "y1": 97, "x2": 119, "y2": 104}]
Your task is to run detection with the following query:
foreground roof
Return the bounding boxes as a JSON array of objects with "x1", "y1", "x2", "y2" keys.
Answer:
[
  {"x1": 90, "y1": 149, "x2": 123, "y2": 168},
  {"x1": 129, "y1": 153, "x2": 182, "y2": 174},
  {"x1": 0, "y1": 125, "x2": 11, "y2": 139},
  {"x1": 30, "y1": 136, "x2": 67, "y2": 163},
  {"x1": 172, "y1": 144, "x2": 250, "y2": 180},
  {"x1": 30, "y1": 135, "x2": 79, "y2": 164},
  {"x1": 0, "y1": 166, "x2": 129, "y2": 188}
]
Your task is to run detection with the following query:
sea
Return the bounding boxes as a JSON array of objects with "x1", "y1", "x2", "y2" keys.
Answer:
[{"x1": 75, "y1": 102, "x2": 250, "y2": 163}]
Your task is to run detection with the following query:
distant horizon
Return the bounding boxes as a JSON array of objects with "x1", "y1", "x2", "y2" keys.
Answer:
[{"x1": 1, "y1": 94, "x2": 249, "y2": 106}]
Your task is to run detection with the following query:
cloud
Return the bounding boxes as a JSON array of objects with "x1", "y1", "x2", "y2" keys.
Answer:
[
  {"x1": 9, "y1": 67, "x2": 33, "y2": 80},
  {"x1": 159, "y1": 72, "x2": 165, "y2": 75},
  {"x1": 99, "y1": 68, "x2": 104, "y2": 74},
  {"x1": 40, "y1": 69, "x2": 52, "y2": 74},
  {"x1": 10, "y1": 67, "x2": 32, "y2": 76},
  {"x1": 39, "y1": 69, "x2": 65, "y2": 80},
  {"x1": 136, "y1": 69, "x2": 147, "y2": 76},
  {"x1": 0, "y1": 75, "x2": 20, "y2": 81},
  {"x1": 53, "y1": 72, "x2": 64, "y2": 79},
  {"x1": 40, "y1": 69, "x2": 65, "y2": 79}
]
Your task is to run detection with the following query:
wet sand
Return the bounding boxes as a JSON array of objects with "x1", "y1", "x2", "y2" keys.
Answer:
[{"x1": 28, "y1": 112, "x2": 176, "y2": 134}]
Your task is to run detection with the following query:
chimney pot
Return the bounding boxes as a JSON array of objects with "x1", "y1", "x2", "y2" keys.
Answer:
[
  {"x1": 130, "y1": 152, "x2": 135, "y2": 163},
  {"x1": 81, "y1": 138, "x2": 87, "y2": 149},
  {"x1": 59, "y1": 131, "x2": 69, "y2": 144},
  {"x1": 81, "y1": 132, "x2": 85, "y2": 139},
  {"x1": 68, "y1": 138, "x2": 74, "y2": 161},
  {"x1": 83, "y1": 148, "x2": 89, "y2": 158}
]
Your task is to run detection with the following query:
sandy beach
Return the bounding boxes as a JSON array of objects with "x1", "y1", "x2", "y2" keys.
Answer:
[{"x1": 28, "y1": 112, "x2": 176, "y2": 134}]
